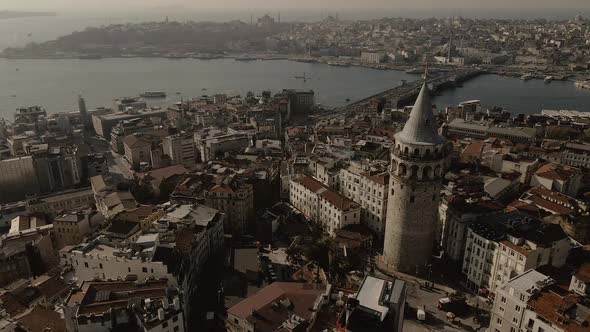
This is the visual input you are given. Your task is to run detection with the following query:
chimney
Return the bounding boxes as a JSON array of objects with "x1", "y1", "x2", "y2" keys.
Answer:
[
  {"x1": 158, "y1": 308, "x2": 165, "y2": 321},
  {"x1": 173, "y1": 296, "x2": 181, "y2": 311},
  {"x1": 162, "y1": 297, "x2": 169, "y2": 309}
]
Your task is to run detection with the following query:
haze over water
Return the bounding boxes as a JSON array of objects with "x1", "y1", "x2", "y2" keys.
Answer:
[
  {"x1": 1, "y1": 58, "x2": 590, "y2": 118},
  {"x1": 3, "y1": 8, "x2": 590, "y2": 49}
]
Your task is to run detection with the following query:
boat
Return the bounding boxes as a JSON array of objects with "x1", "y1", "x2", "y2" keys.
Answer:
[
  {"x1": 520, "y1": 73, "x2": 533, "y2": 81},
  {"x1": 327, "y1": 61, "x2": 350, "y2": 67},
  {"x1": 78, "y1": 54, "x2": 103, "y2": 60},
  {"x1": 235, "y1": 55, "x2": 257, "y2": 61},
  {"x1": 406, "y1": 67, "x2": 422, "y2": 74},
  {"x1": 544, "y1": 76, "x2": 554, "y2": 83},
  {"x1": 165, "y1": 54, "x2": 186, "y2": 59},
  {"x1": 140, "y1": 91, "x2": 167, "y2": 98}
]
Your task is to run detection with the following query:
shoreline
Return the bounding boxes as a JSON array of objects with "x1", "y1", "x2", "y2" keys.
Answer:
[{"x1": 0, "y1": 54, "x2": 580, "y2": 81}]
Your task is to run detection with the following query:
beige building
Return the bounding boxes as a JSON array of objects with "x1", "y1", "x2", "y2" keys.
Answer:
[
  {"x1": 530, "y1": 162, "x2": 583, "y2": 197},
  {"x1": 90, "y1": 175, "x2": 138, "y2": 219},
  {"x1": 195, "y1": 130, "x2": 249, "y2": 162},
  {"x1": 162, "y1": 134, "x2": 198, "y2": 167},
  {"x1": 53, "y1": 210, "x2": 104, "y2": 249},
  {"x1": 290, "y1": 175, "x2": 361, "y2": 236},
  {"x1": 204, "y1": 182, "x2": 254, "y2": 235},
  {"x1": 339, "y1": 162, "x2": 389, "y2": 237},
  {"x1": 124, "y1": 134, "x2": 154, "y2": 171},
  {"x1": 361, "y1": 51, "x2": 386, "y2": 64},
  {"x1": 26, "y1": 188, "x2": 95, "y2": 215}
]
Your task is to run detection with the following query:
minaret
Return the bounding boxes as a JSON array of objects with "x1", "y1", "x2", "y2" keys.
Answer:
[
  {"x1": 382, "y1": 69, "x2": 450, "y2": 275},
  {"x1": 78, "y1": 95, "x2": 88, "y2": 126}
]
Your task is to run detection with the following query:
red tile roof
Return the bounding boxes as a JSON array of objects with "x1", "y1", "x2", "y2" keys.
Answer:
[
  {"x1": 462, "y1": 142, "x2": 484, "y2": 155},
  {"x1": 209, "y1": 184, "x2": 235, "y2": 194},
  {"x1": 16, "y1": 306, "x2": 66, "y2": 332},
  {"x1": 364, "y1": 172, "x2": 389, "y2": 185},
  {"x1": 297, "y1": 176, "x2": 328, "y2": 193},
  {"x1": 528, "y1": 289, "x2": 589, "y2": 332},
  {"x1": 535, "y1": 162, "x2": 579, "y2": 181},
  {"x1": 320, "y1": 190, "x2": 359, "y2": 212},
  {"x1": 500, "y1": 240, "x2": 531, "y2": 257},
  {"x1": 575, "y1": 263, "x2": 590, "y2": 283}
]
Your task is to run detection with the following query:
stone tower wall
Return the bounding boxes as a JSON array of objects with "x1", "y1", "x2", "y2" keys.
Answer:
[{"x1": 382, "y1": 142, "x2": 451, "y2": 274}]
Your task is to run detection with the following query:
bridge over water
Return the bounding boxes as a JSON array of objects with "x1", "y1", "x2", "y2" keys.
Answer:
[{"x1": 341, "y1": 68, "x2": 485, "y2": 113}]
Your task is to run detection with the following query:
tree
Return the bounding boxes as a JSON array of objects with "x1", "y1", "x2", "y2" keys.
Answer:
[
  {"x1": 159, "y1": 179, "x2": 177, "y2": 202},
  {"x1": 285, "y1": 245, "x2": 304, "y2": 266},
  {"x1": 130, "y1": 177, "x2": 154, "y2": 203}
]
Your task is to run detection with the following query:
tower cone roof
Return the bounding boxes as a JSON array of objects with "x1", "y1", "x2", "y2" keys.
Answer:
[{"x1": 395, "y1": 77, "x2": 444, "y2": 145}]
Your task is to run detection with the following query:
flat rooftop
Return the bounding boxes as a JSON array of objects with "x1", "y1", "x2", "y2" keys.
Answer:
[
  {"x1": 356, "y1": 276, "x2": 389, "y2": 321},
  {"x1": 498, "y1": 269, "x2": 551, "y2": 293}
]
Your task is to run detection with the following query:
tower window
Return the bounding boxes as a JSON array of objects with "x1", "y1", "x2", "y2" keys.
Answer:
[
  {"x1": 391, "y1": 188, "x2": 394, "y2": 196},
  {"x1": 410, "y1": 196, "x2": 415, "y2": 203}
]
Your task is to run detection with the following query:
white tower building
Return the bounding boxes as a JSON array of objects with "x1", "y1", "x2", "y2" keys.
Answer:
[{"x1": 382, "y1": 75, "x2": 451, "y2": 275}]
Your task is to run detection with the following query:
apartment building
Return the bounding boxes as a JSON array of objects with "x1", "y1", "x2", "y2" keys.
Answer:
[
  {"x1": 64, "y1": 279, "x2": 185, "y2": 332},
  {"x1": 339, "y1": 163, "x2": 389, "y2": 237},
  {"x1": 53, "y1": 209, "x2": 104, "y2": 249},
  {"x1": 489, "y1": 270, "x2": 553, "y2": 332},
  {"x1": 530, "y1": 162, "x2": 583, "y2": 197},
  {"x1": 25, "y1": 188, "x2": 95, "y2": 215},
  {"x1": 162, "y1": 134, "x2": 198, "y2": 167},
  {"x1": 490, "y1": 266, "x2": 590, "y2": 332},
  {"x1": 440, "y1": 196, "x2": 504, "y2": 262},
  {"x1": 462, "y1": 213, "x2": 571, "y2": 293},
  {"x1": 290, "y1": 175, "x2": 361, "y2": 236}
]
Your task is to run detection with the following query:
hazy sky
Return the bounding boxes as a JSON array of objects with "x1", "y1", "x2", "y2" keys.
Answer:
[{"x1": 4, "y1": 0, "x2": 590, "y2": 11}]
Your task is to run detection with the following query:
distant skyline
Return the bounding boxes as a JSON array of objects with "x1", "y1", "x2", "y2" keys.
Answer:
[{"x1": 3, "y1": 0, "x2": 590, "y2": 12}]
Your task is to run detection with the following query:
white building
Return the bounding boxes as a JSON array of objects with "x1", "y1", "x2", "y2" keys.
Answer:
[
  {"x1": 360, "y1": 51, "x2": 386, "y2": 64},
  {"x1": 530, "y1": 162, "x2": 583, "y2": 197},
  {"x1": 162, "y1": 134, "x2": 198, "y2": 167},
  {"x1": 61, "y1": 204, "x2": 224, "y2": 291},
  {"x1": 490, "y1": 265, "x2": 590, "y2": 332},
  {"x1": 60, "y1": 239, "x2": 179, "y2": 286},
  {"x1": 339, "y1": 162, "x2": 389, "y2": 237},
  {"x1": 462, "y1": 214, "x2": 571, "y2": 293},
  {"x1": 489, "y1": 269, "x2": 553, "y2": 332},
  {"x1": 65, "y1": 279, "x2": 186, "y2": 332},
  {"x1": 290, "y1": 175, "x2": 361, "y2": 236}
]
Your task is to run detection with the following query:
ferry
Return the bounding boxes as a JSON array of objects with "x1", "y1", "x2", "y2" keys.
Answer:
[
  {"x1": 327, "y1": 61, "x2": 350, "y2": 67},
  {"x1": 235, "y1": 55, "x2": 257, "y2": 61},
  {"x1": 520, "y1": 73, "x2": 533, "y2": 81},
  {"x1": 406, "y1": 67, "x2": 422, "y2": 74},
  {"x1": 78, "y1": 54, "x2": 103, "y2": 60},
  {"x1": 140, "y1": 91, "x2": 167, "y2": 98}
]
